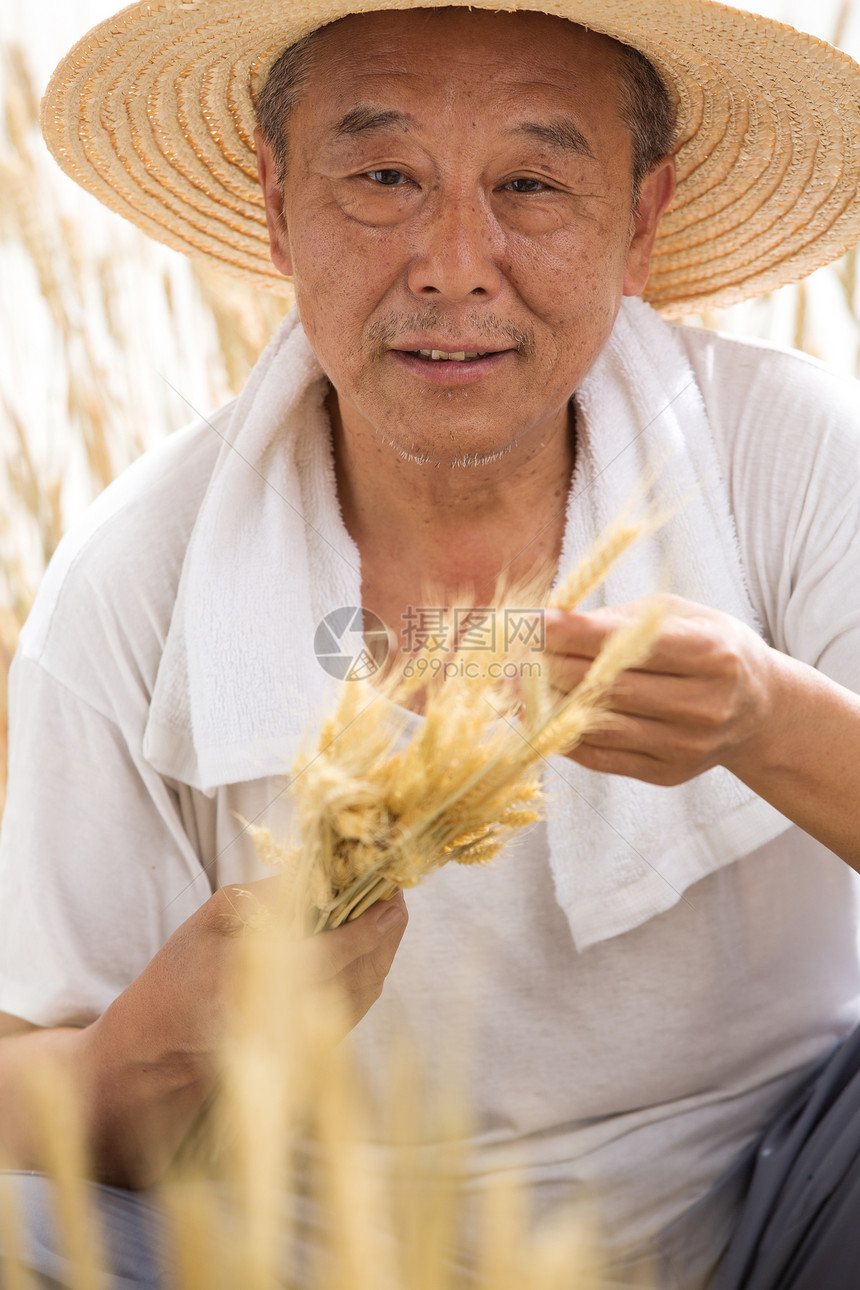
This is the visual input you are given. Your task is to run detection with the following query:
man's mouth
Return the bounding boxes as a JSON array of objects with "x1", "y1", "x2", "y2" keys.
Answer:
[
  {"x1": 412, "y1": 349, "x2": 492, "y2": 362},
  {"x1": 390, "y1": 346, "x2": 514, "y2": 383}
]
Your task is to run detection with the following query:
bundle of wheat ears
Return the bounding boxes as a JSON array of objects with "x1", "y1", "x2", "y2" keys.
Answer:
[{"x1": 246, "y1": 501, "x2": 668, "y2": 932}]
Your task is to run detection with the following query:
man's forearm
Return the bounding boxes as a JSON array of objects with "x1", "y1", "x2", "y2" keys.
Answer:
[
  {"x1": 0, "y1": 1026, "x2": 88, "y2": 1173},
  {"x1": 0, "y1": 1020, "x2": 213, "y2": 1189},
  {"x1": 725, "y1": 649, "x2": 860, "y2": 871}
]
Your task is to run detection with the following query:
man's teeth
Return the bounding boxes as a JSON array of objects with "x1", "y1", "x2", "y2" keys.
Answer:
[{"x1": 416, "y1": 349, "x2": 489, "y2": 361}]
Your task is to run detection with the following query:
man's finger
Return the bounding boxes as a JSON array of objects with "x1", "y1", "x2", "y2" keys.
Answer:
[
  {"x1": 544, "y1": 607, "x2": 672, "y2": 672},
  {"x1": 543, "y1": 608, "x2": 619, "y2": 660},
  {"x1": 544, "y1": 658, "x2": 723, "y2": 724},
  {"x1": 544, "y1": 605, "x2": 727, "y2": 679},
  {"x1": 307, "y1": 892, "x2": 408, "y2": 984}
]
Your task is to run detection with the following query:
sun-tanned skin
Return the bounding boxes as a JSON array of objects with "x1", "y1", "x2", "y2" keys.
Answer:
[
  {"x1": 256, "y1": 8, "x2": 674, "y2": 631},
  {"x1": 2, "y1": 7, "x2": 860, "y2": 1189}
]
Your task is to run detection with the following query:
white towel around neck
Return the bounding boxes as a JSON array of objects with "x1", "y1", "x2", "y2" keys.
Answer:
[{"x1": 144, "y1": 298, "x2": 792, "y2": 950}]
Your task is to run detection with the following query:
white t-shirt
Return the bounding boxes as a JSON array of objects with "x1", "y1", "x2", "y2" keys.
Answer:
[{"x1": 1, "y1": 323, "x2": 860, "y2": 1281}]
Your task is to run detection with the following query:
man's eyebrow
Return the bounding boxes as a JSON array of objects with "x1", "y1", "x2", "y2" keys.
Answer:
[
  {"x1": 332, "y1": 106, "x2": 413, "y2": 138},
  {"x1": 328, "y1": 107, "x2": 595, "y2": 159},
  {"x1": 512, "y1": 119, "x2": 595, "y2": 160}
]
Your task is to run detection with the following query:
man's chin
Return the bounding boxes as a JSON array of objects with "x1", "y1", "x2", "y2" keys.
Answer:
[{"x1": 378, "y1": 430, "x2": 520, "y2": 469}]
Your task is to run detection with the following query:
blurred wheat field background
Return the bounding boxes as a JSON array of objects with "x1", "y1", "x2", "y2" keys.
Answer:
[
  {"x1": 1, "y1": 1, "x2": 860, "y2": 1286},
  {"x1": 2, "y1": 0, "x2": 860, "y2": 809},
  {"x1": 0, "y1": 2, "x2": 293, "y2": 815}
]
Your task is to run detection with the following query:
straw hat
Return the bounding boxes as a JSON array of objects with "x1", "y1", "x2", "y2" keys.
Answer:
[{"x1": 41, "y1": 0, "x2": 860, "y2": 315}]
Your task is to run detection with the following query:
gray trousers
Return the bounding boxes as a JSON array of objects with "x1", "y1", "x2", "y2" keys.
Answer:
[
  {"x1": 0, "y1": 1173, "x2": 166, "y2": 1289},
  {"x1": 5, "y1": 1026, "x2": 860, "y2": 1290}
]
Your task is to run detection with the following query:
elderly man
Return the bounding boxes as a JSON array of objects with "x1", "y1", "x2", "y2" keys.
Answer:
[{"x1": 2, "y1": 1, "x2": 860, "y2": 1287}]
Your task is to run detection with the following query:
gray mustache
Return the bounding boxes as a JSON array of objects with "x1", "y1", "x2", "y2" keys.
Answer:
[{"x1": 364, "y1": 312, "x2": 536, "y2": 358}]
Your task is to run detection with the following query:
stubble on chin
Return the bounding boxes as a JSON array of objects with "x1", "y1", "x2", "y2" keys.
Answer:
[{"x1": 328, "y1": 311, "x2": 545, "y2": 470}]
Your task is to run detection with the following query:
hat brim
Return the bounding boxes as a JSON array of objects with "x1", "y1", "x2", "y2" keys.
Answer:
[{"x1": 41, "y1": 0, "x2": 860, "y2": 315}]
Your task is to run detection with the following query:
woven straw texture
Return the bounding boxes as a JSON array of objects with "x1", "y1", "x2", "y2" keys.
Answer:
[{"x1": 41, "y1": 0, "x2": 860, "y2": 315}]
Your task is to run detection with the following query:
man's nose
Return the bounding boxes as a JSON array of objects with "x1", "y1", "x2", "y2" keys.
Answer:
[{"x1": 406, "y1": 190, "x2": 504, "y2": 301}]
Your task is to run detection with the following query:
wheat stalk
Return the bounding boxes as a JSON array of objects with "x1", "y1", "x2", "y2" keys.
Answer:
[{"x1": 23, "y1": 1058, "x2": 105, "y2": 1290}]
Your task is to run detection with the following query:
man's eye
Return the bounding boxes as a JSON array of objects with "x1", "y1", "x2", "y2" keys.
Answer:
[
  {"x1": 506, "y1": 177, "x2": 547, "y2": 194},
  {"x1": 367, "y1": 169, "x2": 406, "y2": 186}
]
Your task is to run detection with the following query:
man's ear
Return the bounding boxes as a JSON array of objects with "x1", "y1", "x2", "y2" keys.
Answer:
[
  {"x1": 254, "y1": 127, "x2": 294, "y2": 278},
  {"x1": 622, "y1": 157, "x2": 676, "y2": 298}
]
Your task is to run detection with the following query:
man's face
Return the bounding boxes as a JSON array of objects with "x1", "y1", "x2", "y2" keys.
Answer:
[{"x1": 260, "y1": 8, "x2": 672, "y2": 467}]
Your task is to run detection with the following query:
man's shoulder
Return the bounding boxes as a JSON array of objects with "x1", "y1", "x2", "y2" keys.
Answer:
[
  {"x1": 673, "y1": 322, "x2": 859, "y2": 463},
  {"x1": 17, "y1": 403, "x2": 232, "y2": 714},
  {"x1": 675, "y1": 317, "x2": 859, "y2": 391},
  {"x1": 668, "y1": 319, "x2": 860, "y2": 659}
]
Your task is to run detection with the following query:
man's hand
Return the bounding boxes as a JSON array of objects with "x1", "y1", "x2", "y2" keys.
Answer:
[
  {"x1": 0, "y1": 886, "x2": 407, "y2": 1187},
  {"x1": 301, "y1": 891, "x2": 409, "y2": 1033},
  {"x1": 544, "y1": 595, "x2": 775, "y2": 785},
  {"x1": 116, "y1": 877, "x2": 409, "y2": 1059},
  {"x1": 544, "y1": 594, "x2": 860, "y2": 873},
  {"x1": 74, "y1": 879, "x2": 407, "y2": 1185}
]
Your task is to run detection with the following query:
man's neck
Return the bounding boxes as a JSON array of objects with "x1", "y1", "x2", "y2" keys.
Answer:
[{"x1": 327, "y1": 387, "x2": 576, "y2": 610}]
